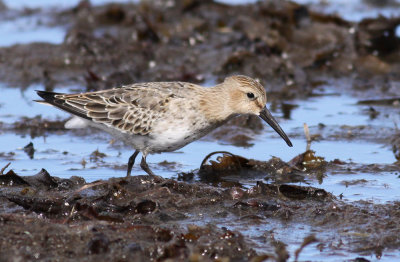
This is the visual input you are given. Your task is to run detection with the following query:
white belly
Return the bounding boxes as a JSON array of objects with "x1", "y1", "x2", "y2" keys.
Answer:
[{"x1": 146, "y1": 116, "x2": 213, "y2": 153}]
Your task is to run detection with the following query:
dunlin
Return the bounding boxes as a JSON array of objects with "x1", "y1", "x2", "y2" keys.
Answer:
[{"x1": 36, "y1": 75, "x2": 292, "y2": 176}]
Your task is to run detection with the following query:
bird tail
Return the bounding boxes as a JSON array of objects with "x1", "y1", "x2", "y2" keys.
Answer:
[
  {"x1": 35, "y1": 90, "x2": 64, "y2": 104},
  {"x1": 34, "y1": 90, "x2": 91, "y2": 120}
]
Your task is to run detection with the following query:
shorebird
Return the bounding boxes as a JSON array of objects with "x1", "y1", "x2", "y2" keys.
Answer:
[{"x1": 36, "y1": 75, "x2": 292, "y2": 176}]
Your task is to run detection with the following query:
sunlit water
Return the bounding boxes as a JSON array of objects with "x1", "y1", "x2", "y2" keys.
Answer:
[
  {"x1": 1, "y1": 85, "x2": 398, "y2": 204},
  {"x1": 182, "y1": 211, "x2": 399, "y2": 262},
  {"x1": 3, "y1": 88, "x2": 397, "y2": 262},
  {"x1": 0, "y1": 15, "x2": 65, "y2": 46}
]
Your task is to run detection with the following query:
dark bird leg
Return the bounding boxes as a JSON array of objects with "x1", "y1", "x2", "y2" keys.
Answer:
[
  {"x1": 140, "y1": 153, "x2": 156, "y2": 176},
  {"x1": 126, "y1": 150, "x2": 139, "y2": 177}
]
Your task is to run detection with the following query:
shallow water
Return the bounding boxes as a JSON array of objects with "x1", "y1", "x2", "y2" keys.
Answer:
[
  {"x1": 0, "y1": 66, "x2": 398, "y2": 262},
  {"x1": 183, "y1": 209, "x2": 400, "y2": 262},
  {"x1": 1, "y1": 85, "x2": 397, "y2": 203},
  {"x1": 0, "y1": 14, "x2": 65, "y2": 46}
]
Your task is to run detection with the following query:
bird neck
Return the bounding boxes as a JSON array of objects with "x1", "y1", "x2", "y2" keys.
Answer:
[{"x1": 199, "y1": 83, "x2": 237, "y2": 122}]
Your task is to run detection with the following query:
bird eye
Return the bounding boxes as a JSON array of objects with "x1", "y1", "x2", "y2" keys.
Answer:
[{"x1": 247, "y1": 92, "x2": 255, "y2": 99}]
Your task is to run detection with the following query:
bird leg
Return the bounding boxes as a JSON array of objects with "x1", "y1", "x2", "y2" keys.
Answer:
[
  {"x1": 126, "y1": 150, "x2": 139, "y2": 177},
  {"x1": 140, "y1": 153, "x2": 156, "y2": 176}
]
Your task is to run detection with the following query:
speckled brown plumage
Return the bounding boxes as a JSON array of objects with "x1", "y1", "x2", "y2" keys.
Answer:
[{"x1": 36, "y1": 75, "x2": 292, "y2": 177}]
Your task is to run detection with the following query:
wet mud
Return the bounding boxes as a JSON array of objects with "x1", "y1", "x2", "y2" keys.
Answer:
[
  {"x1": 1, "y1": 0, "x2": 400, "y2": 261},
  {"x1": 0, "y1": 153, "x2": 399, "y2": 261}
]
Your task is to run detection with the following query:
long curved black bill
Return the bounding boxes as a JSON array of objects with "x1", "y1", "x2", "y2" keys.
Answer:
[{"x1": 259, "y1": 107, "x2": 293, "y2": 147}]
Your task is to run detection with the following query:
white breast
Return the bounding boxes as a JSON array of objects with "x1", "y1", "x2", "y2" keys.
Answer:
[{"x1": 147, "y1": 115, "x2": 211, "y2": 153}]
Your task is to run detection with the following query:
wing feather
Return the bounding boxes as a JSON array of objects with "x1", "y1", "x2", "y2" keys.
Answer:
[{"x1": 36, "y1": 82, "x2": 194, "y2": 136}]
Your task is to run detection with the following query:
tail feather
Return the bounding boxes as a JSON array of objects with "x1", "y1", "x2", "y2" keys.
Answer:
[
  {"x1": 36, "y1": 90, "x2": 64, "y2": 101},
  {"x1": 35, "y1": 90, "x2": 91, "y2": 120}
]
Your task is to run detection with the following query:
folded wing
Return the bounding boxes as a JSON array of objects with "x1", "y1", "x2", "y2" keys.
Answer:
[{"x1": 36, "y1": 85, "x2": 177, "y2": 136}]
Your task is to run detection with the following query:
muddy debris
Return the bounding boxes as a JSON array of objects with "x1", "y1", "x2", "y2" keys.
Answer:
[
  {"x1": 199, "y1": 151, "x2": 251, "y2": 176},
  {"x1": 0, "y1": 169, "x2": 271, "y2": 260},
  {"x1": 23, "y1": 142, "x2": 35, "y2": 159},
  {"x1": 89, "y1": 149, "x2": 107, "y2": 162},
  {"x1": 198, "y1": 150, "x2": 329, "y2": 185},
  {"x1": 157, "y1": 160, "x2": 180, "y2": 170},
  {"x1": 11, "y1": 115, "x2": 66, "y2": 138},
  {"x1": 356, "y1": 16, "x2": 400, "y2": 57},
  {"x1": 0, "y1": 0, "x2": 400, "y2": 100},
  {"x1": 288, "y1": 150, "x2": 326, "y2": 171},
  {"x1": 294, "y1": 234, "x2": 318, "y2": 261},
  {"x1": 0, "y1": 167, "x2": 348, "y2": 259},
  {"x1": 357, "y1": 97, "x2": 400, "y2": 106},
  {"x1": 0, "y1": 169, "x2": 30, "y2": 187},
  {"x1": 0, "y1": 157, "x2": 399, "y2": 260}
]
